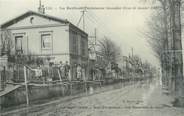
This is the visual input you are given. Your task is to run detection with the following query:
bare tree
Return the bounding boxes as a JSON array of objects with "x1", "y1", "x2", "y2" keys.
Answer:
[
  {"x1": 98, "y1": 37, "x2": 122, "y2": 65},
  {"x1": 144, "y1": 13, "x2": 165, "y2": 59},
  {"x1": 142, "y1": 1, "x2": 171, "y2": 88},
  {"x1": 143, "y1": 0, "x2": 184, "y2": 104},
  {"x1": 0, "y1": 29, "x2": 13, "y2": 56}
]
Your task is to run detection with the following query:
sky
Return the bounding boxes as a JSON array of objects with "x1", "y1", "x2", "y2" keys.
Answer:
[{"x1": 0, "y1": 0, "x2": 160, "y2": 67}]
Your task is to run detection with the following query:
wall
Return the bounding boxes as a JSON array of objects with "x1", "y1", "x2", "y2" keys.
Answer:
[
  {"x1": 69, "y1": 25, "x2": 89, "y2": 80},
  {"x1": 8, "y1": 14, "x2": 61, "y2": 28},
  {"x1": 4, "y1": 14, "x2": 70, "y2": 63},
  {"x1": 9, "y1": 26, "x2": 69, "y2": 54}
]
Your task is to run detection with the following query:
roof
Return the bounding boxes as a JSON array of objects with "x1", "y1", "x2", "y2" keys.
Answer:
[
  {"x1": 0, "y1": 10, "x2": 88, "y2": 36},
  {"x1": 0, "y1": 11, "x2": 69, "y2": 28}
]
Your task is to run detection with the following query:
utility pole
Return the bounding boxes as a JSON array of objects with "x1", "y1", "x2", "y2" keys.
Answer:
[
  {"x1": 94, "y1": 28, "x2": 97, "y2": 45},
  {"x1": 131, "y1": 47, "x2": 135, "y2": 86},
  {"x1": 38, "y1": 0, "x2": 45, "y2": 14},
  {"x1": 24, "y1": 66, "x2": 29, "y2": 106},
  {"x1": 82, "y1": 10, "x2": 86, "y2": 31},
  {"x1": 88, "y1": 28, "x2": 97, "y2": 58},
  {"x1": 77, "y1": 9, "x2": 87, "y2": 31},
  {"x1": 131, "y1": 47, "x2": 134, "y2": 57},
  {"x1": 89, "y1": 28, "x2": 97, "y2": 46},
  {"x1": 88, "y1": 28, "x2": 97, "y2": 80}
]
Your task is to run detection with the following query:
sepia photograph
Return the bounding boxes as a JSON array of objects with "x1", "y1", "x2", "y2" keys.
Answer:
[{"x1": 0, "y1": 0, "x2": 184, "y2": 115}]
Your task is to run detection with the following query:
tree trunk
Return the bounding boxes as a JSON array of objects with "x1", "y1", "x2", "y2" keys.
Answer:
[
  {"x1": 163, "y1": 1, "x2": 169, "y2": 89},
  {"x1": 172, "y1": 0, "x2": 183, "y2": 98}
]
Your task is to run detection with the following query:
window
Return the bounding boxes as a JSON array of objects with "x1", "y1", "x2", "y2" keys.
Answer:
[
  {"x1": 81, "y1": 38, "x2": 85, "y2": 56},
  {"x1": 41, "y1": 33, "x2": 52, "y2": 50},
  {"x1": 72, "y1": 32, "x2": 78, "y2": 54},
  {"x1": 15, "y1": 36, "x2": 23, "y2": 52},
  {"x1": 30, "y1": 17, "x2": 34, "y2": 24}
]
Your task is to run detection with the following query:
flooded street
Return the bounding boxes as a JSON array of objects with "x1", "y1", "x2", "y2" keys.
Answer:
[{"x1": 3, "y1": 80, "x2": 183, "y2": 116}]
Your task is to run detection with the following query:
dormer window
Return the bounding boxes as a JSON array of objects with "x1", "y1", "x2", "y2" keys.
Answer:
[{"x1": 30, "y1": 17, "x2": 34, "y2": 24}]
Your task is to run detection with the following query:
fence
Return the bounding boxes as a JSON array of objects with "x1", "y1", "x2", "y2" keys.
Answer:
[
  {"x1": 4, "y1": 63, "x2": 122, "y2": 84},
  {"x1": 0, "y1": 67, "x2": 6, "y2": 91},
  {"x1": 4, "y1": 63, "x2": 66, "y2": 83},
  {"x1": 0, "y1": 61, "x2": 154, "y2": 110}
]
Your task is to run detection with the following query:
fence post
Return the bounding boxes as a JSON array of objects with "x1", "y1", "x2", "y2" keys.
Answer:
[
  {"x1": 84, "y1": 81, "x2": 87, "y2": 95},
  {"x1": 57, "y1": 69, "x2": 62, "y2": 82},
  {"x1": 3, "y1": 66, "x2": 6, "y2": 89},
  {"x1": 70, "y1": 83, "x2": 72, "y2": 95},
  {"x1": 24, "y1": 66, "x2": 29, "y2": 106},
  {"x1": 0, "y1": 69, "x2": 3, "y2": 91}
]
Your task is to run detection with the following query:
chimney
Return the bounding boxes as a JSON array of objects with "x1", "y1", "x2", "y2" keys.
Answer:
[{"x1": 38, "y1": 0, "x2": 45, "y2": 14}]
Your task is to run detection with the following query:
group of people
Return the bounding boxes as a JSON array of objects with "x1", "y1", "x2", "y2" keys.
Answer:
[
  {"x1": 51, "y1": 61, "x2": 71, "y2": 81},
  {"x1": 56, "y1": 62, "x2": 87, "y2": 81},
  {"x1": 91, "y1": 62, "x2": 121, "y2": 80},
  {"x1": 9, "y1": 61, "x2": 121, "y2": 83},
  {"x1": 90, "y1": 67, "x2": 104, "y2": 81},
  {"x1": 73, "y1": 64, "x2": 86, "y2": 81},
  {"x1": 31, "y1": 61, "x2": 71, "y2": 82},
  {"x1": 32, "y1": 61, "x2": 87, "y2": 82}
]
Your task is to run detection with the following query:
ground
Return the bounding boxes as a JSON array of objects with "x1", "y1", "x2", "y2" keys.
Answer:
[{"x1": 2, "y1": 79, "x2": 184, "y2": 116}]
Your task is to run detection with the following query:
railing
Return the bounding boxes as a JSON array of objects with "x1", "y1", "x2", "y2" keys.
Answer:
[{"x1": 1, "y1": 62, "x2": 154, "y2": 107}]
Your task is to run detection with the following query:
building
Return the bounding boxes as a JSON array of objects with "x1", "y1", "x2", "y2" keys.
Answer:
[
  {"x1": 0, "y1": 11, "x2": 89, "y2": 80},
  {"x1": 88, "y1": 43, "x2": 107, "y2": 80}
]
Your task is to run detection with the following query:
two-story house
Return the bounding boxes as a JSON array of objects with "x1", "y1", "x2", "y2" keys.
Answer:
[{"x1": 0, "y1": 11, "x2": 89, "y2": 80}]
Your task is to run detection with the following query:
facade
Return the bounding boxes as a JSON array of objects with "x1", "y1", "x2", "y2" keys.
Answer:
[{"x1": 0, "y1": 11, "x2": 88, "y2": 80}]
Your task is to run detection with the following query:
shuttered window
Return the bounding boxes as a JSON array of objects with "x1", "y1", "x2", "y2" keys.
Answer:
[
  {"x1": 15, "y1": 36, "x2": 23, "y2": 52},
  {"x1": 41, "y1": 34, "x2": 52, "y2": 50}
]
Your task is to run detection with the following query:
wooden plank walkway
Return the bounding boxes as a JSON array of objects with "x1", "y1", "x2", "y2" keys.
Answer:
[{"x1": 0, "y1": 84, "x2": 23, "y2": 97}]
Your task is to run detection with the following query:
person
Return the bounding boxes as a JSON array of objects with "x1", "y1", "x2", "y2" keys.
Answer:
[
  {"x1": 52, "y1": 64, "x2": 59, "y2": 81},
  {"x1": 112, "y1": 69, "x2": 116, "y2": 79},
  {"x1": 64, "y1": 61, "x2": 70, "y2": 81},
  {"x1": 97, "y1": 67, "x2": 103, "y2": 80},
  {"x1": 82, "y1": 65, "x2": 86, "y2": 81},
  {"x1": 90, "y1": 68, "x2": 95, "y2": 81},
  {"x1": 41, "y1": 65, "x2": 48, "y2": 84},
  {"x1": 59, "y1": 61, "x2": 65, "y2": 80},
  {"x1": 73, "y1": 64, "x2": 77, "y2": 80},
  {"x1": 38, "y1": 64, "x2": 45, "y2": 84},
  {"x1": 100, "y1": 67, "x2": 105, "y2": 80},
  {"x1": 76, "y1": 64, "x2": 82, "y2": 80},
  {"x1": 33, "y1": 65, "x2": 43, "y2": 81},
  {"x1": 106, "y1": 63, "x2": 111, "y2": 78},
  {"x1": 48, "y1": 62, "x2": 54, "y2": 81}
]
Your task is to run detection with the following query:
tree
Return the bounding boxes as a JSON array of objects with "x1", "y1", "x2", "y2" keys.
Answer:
[
  {"x1": 98, "y1": 37, "x2": 122, "y2": 65},
  {"x1": 0, "y1": 29, "x2": 13, "y2": 56},
  {"x1": 171, "y1": 0, "x2": 183, "y2": 99},
  {"x1": 143, "y1": 0, "x2": 184, "y2": 104},
  {"x1": 142, "y1": 0, "x2": 172, "y2": 89}
]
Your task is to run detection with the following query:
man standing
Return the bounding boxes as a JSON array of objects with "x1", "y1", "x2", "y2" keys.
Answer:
[
  {"x1": 59, "y1": 61, "x2": 65, "y2": 80},
  {"x1": 82, "y1": 65, "x2": 86, "y2": 81},
  {"x1": 64, "y1": 61, "x2": 70, "y2": 81},
  {"x1": 48, "y1": 63, "x2": 54, "y2": 81},
  {"x1": 77, "y1": 64, "x2": 82, "y2": 81},
  {"x1": 73, "y1": 64, "x2": 77, "y2": 80}
]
